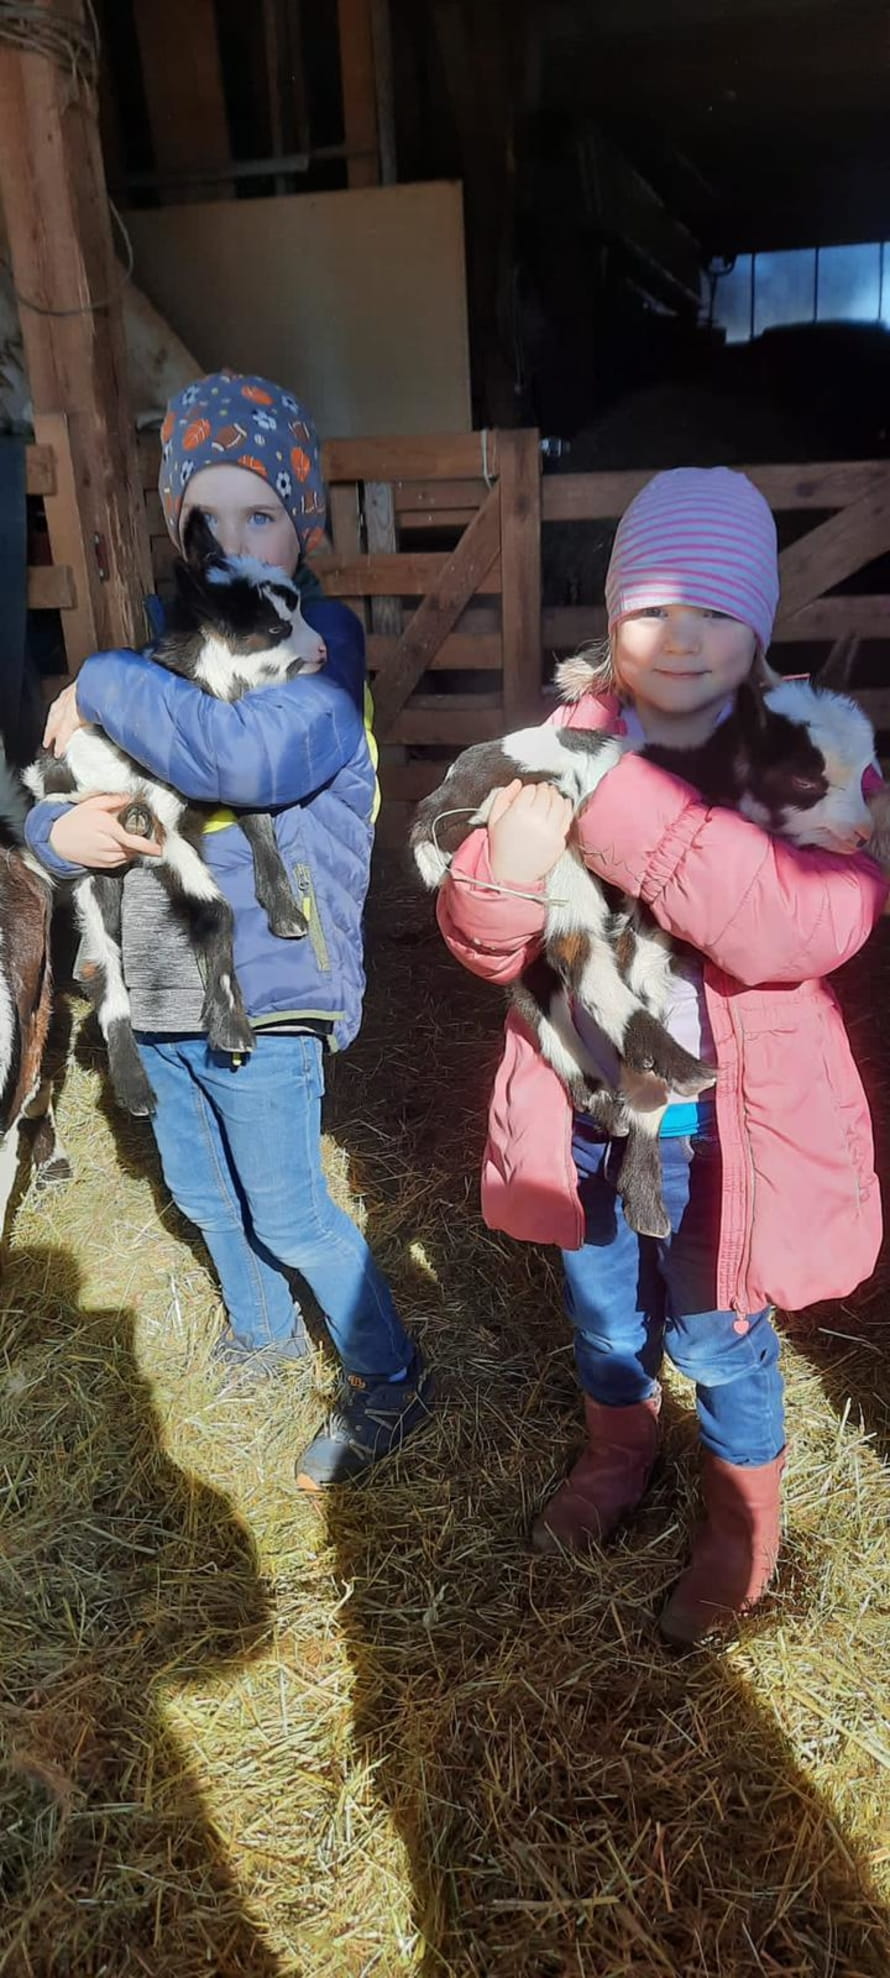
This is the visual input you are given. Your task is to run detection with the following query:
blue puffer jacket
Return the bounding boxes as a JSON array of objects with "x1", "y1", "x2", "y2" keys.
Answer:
[{"x1": 24, "y1": 600, "x2": 378, "y2": 1051}]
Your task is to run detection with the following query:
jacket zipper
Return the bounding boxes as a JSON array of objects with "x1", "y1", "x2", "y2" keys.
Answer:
[
  {"x1": 293, "y1": 862, "x2": 330, "y2": 973},
  {"x1": 724, "y1": 974, "x2": 756, "y2": 1316}
]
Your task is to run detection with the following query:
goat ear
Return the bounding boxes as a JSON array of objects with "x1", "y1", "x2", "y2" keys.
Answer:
[
  {"x1": 819, "y1": 632, "x2": 860, "y2": 693},
  {"x1": 182, "y1": 506, "x2": 224, "y2": 572},
  {"x1": 172, "y1": 553, "x2": 212, "y2": 617},
  {"x1": 735, "y1": 678, "x2": 769, "y2": 741}
]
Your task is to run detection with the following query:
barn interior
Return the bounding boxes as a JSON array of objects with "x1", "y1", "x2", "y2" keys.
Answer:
[
  {"x1": 92, "y1": 0, "x2": 890, "y2": 453},
  {"x1": 1, "y1": 6, "x2": 889, "y2": 1976}
]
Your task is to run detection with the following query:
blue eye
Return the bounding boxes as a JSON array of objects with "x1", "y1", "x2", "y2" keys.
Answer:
[{"x1": 250, "y1": 511, "x2": 273, "y2": 527}]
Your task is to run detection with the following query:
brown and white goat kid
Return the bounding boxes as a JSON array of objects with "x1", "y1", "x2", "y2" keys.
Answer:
[
  {"x1": 25, "y1": 511, "x2": 326, "y2": 1120},
  {"x1": 411, "y1": 667, "x2": 881, "y2": 1240},
  {"x1": 0, "y1": 745, "x2": 69, "y2": 1232}
]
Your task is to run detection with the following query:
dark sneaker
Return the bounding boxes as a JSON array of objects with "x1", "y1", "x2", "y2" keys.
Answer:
[
  {"x1": 295, "y1": 1351, "x2": 434, "y2": 1489},
  {"x1": 211, "y1": 1311, "x2": 311, "y2": 1381}
]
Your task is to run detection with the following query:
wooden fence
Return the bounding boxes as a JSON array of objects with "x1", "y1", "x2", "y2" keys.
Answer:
[{"x1": 30, "y1": 429, "x2": 890, "y2": 842}]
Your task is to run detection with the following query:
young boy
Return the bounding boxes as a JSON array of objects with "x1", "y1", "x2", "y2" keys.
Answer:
[{"x1": 26, "y1": 370, "x2": 433, "y2": 1488}]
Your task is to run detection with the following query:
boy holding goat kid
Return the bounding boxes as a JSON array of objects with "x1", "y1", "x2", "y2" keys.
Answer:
[{"x1": 25, "y1": 370, "x2": 433, "y2": 1489}]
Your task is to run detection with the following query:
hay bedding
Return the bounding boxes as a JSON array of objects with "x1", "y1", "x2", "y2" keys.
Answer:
[{"x1": 0, "y1": 855, "x2": 887, "y2": 1978}]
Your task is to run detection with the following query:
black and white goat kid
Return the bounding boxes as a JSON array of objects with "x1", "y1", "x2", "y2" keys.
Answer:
[
  {"x1": 26, "y1": 512, "x2": 327, "y2": 1118},
  {"x1": 411, "y1": 662, "x2": 879, "y2": 1239}
]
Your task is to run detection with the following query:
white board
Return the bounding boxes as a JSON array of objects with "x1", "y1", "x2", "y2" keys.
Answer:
[{"x1": 123, "y1": 181, "x2": 471, "y2": 437}]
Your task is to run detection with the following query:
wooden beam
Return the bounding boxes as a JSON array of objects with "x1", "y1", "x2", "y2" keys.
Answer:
[
  {"x1": 541, "y1": 462, "x2": 890, "y2": 523},
  {"x1": 132, "y1": 0, "x2": 231, "y2": 200},
  {"x1": 371, "y1": 488, "x2": 502, "y2": 735},
  {"x1": 325, "y1": 434, "x2": 501, "y2": 482},
  {"x1": 337, "y1": 0, "x2": 380, "y2": 188},
  {"x1": 28, "y1": 565, "x2": 76, "y2": 610},
  {"x1": 25, "y1": 445, "x2": 57, "y2": 497},
  {"x1": 394, "y1": 478, "x2": 486, "y2": 513},
  {"x1": 0, "y1": 1, "x2": 153, "y2": 654},
  {"x1": 775, "y1": 598, "x2": 890, "y2": 644},
  {"x1": 313, "y1": 550, "x2": 502, "y2": 596},
  {"x1": 35, "y1": 411, "x2": 98, "y2": 669},
  {"x1": 138, "y1": 429, "x2": 502, "y2": 487},
  {"x1": 368, "y1": 632, "x2": 502, "y2": 670},
  {"x1": 499, "y1": 429, "x2": 542, "y2": 724},
  {"x1": 328, "y1": 481, "x2": 366, "y2": 625},
  {"x1": 365, "y1": 480, "x2": 401, "y2": 638},
  {"x1": 371, "y1": 0, "x2": 397, "y2": 185}
]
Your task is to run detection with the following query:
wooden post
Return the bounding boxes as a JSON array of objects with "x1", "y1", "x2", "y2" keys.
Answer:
[
  {"x1": 132, "y1": 0, "x2": 232, "y2": 200},
  {"x1": 499, "y1": 429, "x2": 542, "y2": 724},
  {"x1": 365, "y1": 478, "x2": 406, "y2": 774},
  {"x1": 328, "y1": 481, "x2": 366, "y2": 626},
  {"x1": 370, "y1": 0, "x2": 397, "y2": 185},
  {"x1": 337, "y1": 0, "x2": 380, "y2": 187},
  {"x1": 0, "y1": 0, "x2": 153, "y2": 654},
  {"x1": 35, "y1": 411, "x2": 98, "y2": 675}
]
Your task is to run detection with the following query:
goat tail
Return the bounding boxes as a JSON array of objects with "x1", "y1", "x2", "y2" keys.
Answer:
[{"x1": 0, "y1": 736, "x2": 32, "y2": 846}]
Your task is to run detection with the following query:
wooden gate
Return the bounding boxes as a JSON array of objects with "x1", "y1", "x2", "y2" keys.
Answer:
[{"x1": 33, "y1": 431, "x2": 890, "y2": 843}]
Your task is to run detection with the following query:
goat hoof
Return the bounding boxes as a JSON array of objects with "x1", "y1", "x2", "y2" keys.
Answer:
[
  {"x1": 208, "y1": 1015, "x2": 255, "y2": 1057},
  {"x1": 622, "y1": 1198, "x2": 671, "y2": 1240},
  {"x1": 113, "y1": 1074, "x2": 157, "y2": 1116},
  {"x1": 119, "y1": 801, "x2": 157, "y2": 840},
  {"x1": 268, "y1": 907, "x2": 308, "y2": 940},
  {"x1": 673, "y1": 1066, "x2": 717, "y2": 1100}
]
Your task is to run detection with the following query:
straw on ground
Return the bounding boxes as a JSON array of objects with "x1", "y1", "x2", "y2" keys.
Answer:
[{"x1": 0, "y1": 858, "x2": 888, "y2": 1977}]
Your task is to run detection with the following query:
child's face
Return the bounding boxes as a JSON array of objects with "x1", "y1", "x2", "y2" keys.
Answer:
[
  {"x1": 614, "y1": 605, "x2": 757, "y2": 720},
  {"x1": 179, "y1": 464, "x2": 300, "y2": 574}
]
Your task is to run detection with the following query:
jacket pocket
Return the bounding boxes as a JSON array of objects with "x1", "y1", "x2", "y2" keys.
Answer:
[
  {"x1": 292, "y1": 862, "x2": 331, "y2": 973},
  {"x1": 818, "y1": 1013, "x2": 876, "y2": 1203}
]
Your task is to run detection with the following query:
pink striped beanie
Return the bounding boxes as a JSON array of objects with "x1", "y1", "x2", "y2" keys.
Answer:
[{"x1": 605, "y1": 467, "x2": 779, "y2": 652}]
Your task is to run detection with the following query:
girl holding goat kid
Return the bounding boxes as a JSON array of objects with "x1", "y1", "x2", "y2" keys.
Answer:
[{"x1": 435, "y1": 467, "x2": 887, "y2": 1645}]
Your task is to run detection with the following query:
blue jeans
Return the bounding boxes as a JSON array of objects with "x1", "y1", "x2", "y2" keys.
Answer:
[
  {"x1": 137, "y1": 1032, "x2": 412, "y2": 1377},
  {"x1": 562, "y1": 1128, "x2": 785, "y2": 1466}
]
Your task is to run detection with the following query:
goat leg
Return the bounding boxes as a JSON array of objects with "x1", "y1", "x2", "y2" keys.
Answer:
[
  {"x1": 75, "y1": 875, "x2": 158, "y2": 1115},
  {"x1": 183, "y1": 894, "x2": 255, "y2": 1057},
  {"x1": 155, "y1": 830, "x2": 255, "y2": 1057},
  {"x1": 238, "y1": 811, "x2": 308, "y2": 939},
  {"x1": 27, "y1": 1087, "x2": 72, "y2": 1186},
  {"x1": 613, "y1": 1123, "x2": 672, "y2": 1241}
]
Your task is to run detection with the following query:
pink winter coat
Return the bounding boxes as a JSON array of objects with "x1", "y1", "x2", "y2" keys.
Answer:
[{"x1": 437, "y1": 691, "x2": 888, "y2": 1316}]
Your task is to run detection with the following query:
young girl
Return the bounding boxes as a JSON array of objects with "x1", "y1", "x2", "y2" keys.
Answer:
[
  {"x1": 25, "y1": 370, "x2": 433, "y2": 1488},
  {"x1": 437, "y1": 466, "x2": 887, "y2": 1645}
]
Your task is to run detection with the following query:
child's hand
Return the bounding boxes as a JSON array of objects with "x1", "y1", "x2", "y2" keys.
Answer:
[
  {"x1": 487, "y1": 779, "x2": 574, "y2": 886},
  {"x1": 44, "y1": 681, "x2": 88, "y2": 757},
  {"x1": 49, "y1": 794, "x2": 163, "y2": 869}
]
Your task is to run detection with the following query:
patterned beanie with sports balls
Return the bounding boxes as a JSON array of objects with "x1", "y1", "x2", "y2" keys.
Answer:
[
  {"x1": 605, "y1": 466, "x2": 780, "y2": 653},
  {"x1": 158, "y1": 368, "x2": 327, "y2": 554}
]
